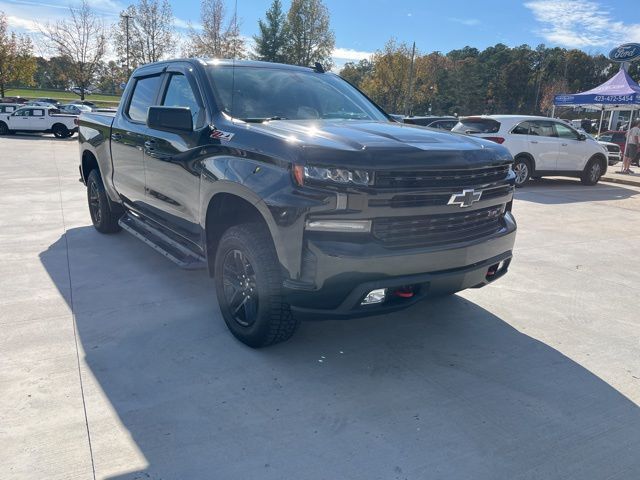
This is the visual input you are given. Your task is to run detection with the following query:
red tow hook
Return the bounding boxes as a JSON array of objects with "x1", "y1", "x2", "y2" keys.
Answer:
[{"x1": 392, "y1": 286, "x2": 415, "y2": 298}]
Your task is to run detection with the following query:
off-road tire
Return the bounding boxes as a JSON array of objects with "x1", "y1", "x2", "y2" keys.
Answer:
[
  {"x1": 52, "y1": 123, "x2": 69, "y2": 139},
  {"x1": 214, "y1": 223, "x2": 299, "y2": 348},
  {"x1": 581, "y1": 156, "x2": 604, "y2": 186},
  {"x1": 87, "y1": 169, "x2": 122, "y2": 233},
  {"x1": 513, "y1": 156, "x2": 532, "y2": 187}
]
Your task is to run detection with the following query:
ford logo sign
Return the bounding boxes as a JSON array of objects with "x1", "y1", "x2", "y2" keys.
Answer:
[{"x1": 608, "y1": 43, "x2": 640, "y2": 62}]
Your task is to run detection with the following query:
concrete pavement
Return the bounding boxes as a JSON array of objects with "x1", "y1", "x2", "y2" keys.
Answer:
[{"x1": 1, "y1": 133, "x2": 640, "y2": 479}]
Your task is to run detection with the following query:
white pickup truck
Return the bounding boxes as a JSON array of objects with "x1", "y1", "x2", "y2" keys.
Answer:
[{"x1": 0, "y1": 105, "x2": 78, "y2": 138}]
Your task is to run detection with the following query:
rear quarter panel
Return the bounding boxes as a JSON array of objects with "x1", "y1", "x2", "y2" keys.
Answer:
[{"x1": 78, "y1": 112, "x2": 120, "y2": 202}]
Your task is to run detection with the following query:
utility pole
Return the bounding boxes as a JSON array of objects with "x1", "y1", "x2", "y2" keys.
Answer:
[
  {"x1": 404, "y1": 41, "x2": 416, "y2": 117},
  {"x1": 121, "y1": 14, "x2": 132, "y2": 77}
]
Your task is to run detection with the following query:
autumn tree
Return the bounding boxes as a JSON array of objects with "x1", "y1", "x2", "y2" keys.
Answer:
[
  {"x1": 184, "y1": 0, "x2": 246, "y2": 58},
  {"x1": 253, "y1": 0, "x2": 289, "y2": 63},
  {"x1": 340, "y1": 59, "x2": 373, "y2": 88},
  {"x1": 39, "y1": 0, "x2": 106, "y2": 100},
  {"x1": 360, "y1": 40, "x2": 413, "y2": 114},
  {"x1": 286, "y1": 0, "x2": 334, "y2": 68},
  {"x1": 114, "y1": 0, "x2": 175, "y2": 69},
  {"x1": 0, "y1": 12, "x2": 37, "y2": 97}
]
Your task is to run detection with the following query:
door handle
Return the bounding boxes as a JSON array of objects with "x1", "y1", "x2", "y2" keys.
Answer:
[
  {"x1": 144, "y1": 140, "x2": 156, "y2": 150},
  {"x1": 111, "y1": 132, "x2": 122, "y2": 142},
  {"x1": 561, "y1": 143, "x2": 568, "y2": 146},
  {"x1": 530, "y1": 140, "x2": 538, "y2": 144}
]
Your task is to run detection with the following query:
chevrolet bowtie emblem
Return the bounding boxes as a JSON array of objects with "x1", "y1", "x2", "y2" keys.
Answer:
[{"x1": 448, "y1": 189, "x2": 482, "y2": 208}]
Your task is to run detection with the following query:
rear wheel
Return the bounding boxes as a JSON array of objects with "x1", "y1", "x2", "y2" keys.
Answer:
[
  {"x1": 581, "y1": 157, "x2": 604, "y2": 185},
  {"x1": 214, "y1": 223, "x2": 299, "y2": 348},
  {"x1": 0, "y1": 121, "x2": 9, "y2": 135},
  {"x1": 513, "y1": 156, "x2": 531, "y2": 187},
  {"x1": 87, "y1": 169, "x2": 122, "y2": 233},
  {"x1": 52, "y1": 123, "x2": 69, "y2": 138}
]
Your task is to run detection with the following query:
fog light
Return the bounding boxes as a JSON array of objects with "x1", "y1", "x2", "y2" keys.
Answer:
[
  {"x1": 305, "y1": 219, "x2": 372, "y2": 232},
  {"x1": 361, "y1": 288, "x2": 387, "y2": 305}
]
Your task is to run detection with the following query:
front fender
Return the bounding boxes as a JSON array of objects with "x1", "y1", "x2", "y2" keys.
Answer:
[{"x1": 199, "y1": 155, "x2": 331, "y2": 279}]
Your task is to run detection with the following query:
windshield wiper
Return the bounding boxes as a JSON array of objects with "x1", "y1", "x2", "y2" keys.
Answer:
[{"x1": 239, "y1": 116, "x2": 287, "y2": 123}]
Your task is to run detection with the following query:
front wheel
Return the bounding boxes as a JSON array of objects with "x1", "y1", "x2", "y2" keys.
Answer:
[
  {"x1": 581, "y1": 157, "x2": 604, "y2": 185},
  {"x1": 87, "y1": 169, "x2": 122, "y2": 233},
  {"x1": 52, "y1": 123, "x2": 69, "y2": 138},
  {"x1": 513, "y1": 157, "x2": 531, "y2": 187},
  {"x1": 214, "y1": 223, "x2": 299, "y2": 348}
]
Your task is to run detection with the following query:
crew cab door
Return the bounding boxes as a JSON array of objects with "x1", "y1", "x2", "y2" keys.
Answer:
[
  {"x1": 111, "y1": 71, "x2": 164, "y2": 210},
  {"x1": 528, "y1": 120, "x2": 560, "y2": 171},
  {"x1": 141, "y1": 65, "x2": 208, "y2": 246},
  {"x1": 9, "y1": 108, "x2": 33, "y2": 130},
  {"x1": 554, "y1": 122, "x2": 591, "y2": 171},
  {"x1": 29, "y1": 108, "x2": 48, "y2": 130}
]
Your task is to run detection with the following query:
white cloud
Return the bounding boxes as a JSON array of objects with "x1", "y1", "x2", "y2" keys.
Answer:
[
  {"x1": 448, "y1": 17, "x2": 480, "y2": 26},
  {"x1": 525, "y1": 0, "x2": 640, "y2": 48},
  {"x1": 6, "y1": 14, "x2": 39, "y2": 32},
  {"x1": 332, "y1": 47, "x2": 373, "y2": 62}
]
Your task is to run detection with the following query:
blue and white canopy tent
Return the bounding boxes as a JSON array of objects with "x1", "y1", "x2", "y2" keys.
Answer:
[{"x1": 553, "y1": 69, "x2": 640, "y2": 157}]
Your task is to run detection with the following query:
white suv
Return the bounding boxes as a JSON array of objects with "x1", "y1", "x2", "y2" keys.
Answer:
[{"x1": 452, "y1": 115, "x2": 608, "y2": 186}]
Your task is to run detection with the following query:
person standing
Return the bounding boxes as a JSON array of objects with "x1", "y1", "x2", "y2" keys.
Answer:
[{"x1": 623, "y1": 119, "x2": 640, "y2": 174}]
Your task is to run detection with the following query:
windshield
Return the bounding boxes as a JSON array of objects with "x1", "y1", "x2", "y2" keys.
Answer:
[{"x1": 207, "y1": 66, "x2": 388, "y2": 122}]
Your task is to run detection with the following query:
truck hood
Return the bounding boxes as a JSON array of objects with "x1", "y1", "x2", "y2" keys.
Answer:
[{"x1": 246, "y1": 120, "x2": 512, "y2": 169}]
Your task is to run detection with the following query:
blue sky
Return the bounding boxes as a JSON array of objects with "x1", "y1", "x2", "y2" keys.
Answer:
[{"x1": 2, "y1": 0, "x2": 639, "y2": 67}]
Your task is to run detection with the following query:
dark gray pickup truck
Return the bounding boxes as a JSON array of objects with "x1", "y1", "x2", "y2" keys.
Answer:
[{"x1": 78, "y1": 59, "x2": 517, "y2": 347}]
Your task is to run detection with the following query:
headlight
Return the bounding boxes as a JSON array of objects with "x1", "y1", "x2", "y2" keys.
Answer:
[{"x1": 293, "y1": 165, "x2": 371, "y2": 186}]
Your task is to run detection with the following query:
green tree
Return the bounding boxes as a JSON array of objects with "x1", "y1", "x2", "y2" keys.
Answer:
[
  {"x1": 0, "y1": 12, "x2": 36, "y2": 97},
  {"x1": 33, "y1": 56, "x2": 74, "y2": 90},
  {"x1": 286, "y1": 0, "x2": 335, "y2": 68},
  {"x1": 253, "y1": 0, "x2": 289, "y2": 63}
]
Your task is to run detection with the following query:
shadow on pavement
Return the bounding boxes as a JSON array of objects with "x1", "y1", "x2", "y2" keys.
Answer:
[
  {"x1": 40, "y1": 226, "x2": 640, "y2": 479},
  {"x1": 0, "y1": 132, "x2": 77, "y2": 141},
  {"x1": 515, "y1": 177, "x2": 638, "y2": 204}
]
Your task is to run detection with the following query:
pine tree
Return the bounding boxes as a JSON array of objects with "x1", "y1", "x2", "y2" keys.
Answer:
[
  {"x1": 286, "y1": 0, "x2": 335, "y2": 69},
  {"x1": 253, "y1": 0, "x2": 289, "y2": 63}
]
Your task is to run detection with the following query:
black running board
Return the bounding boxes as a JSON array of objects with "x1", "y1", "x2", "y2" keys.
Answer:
[{"x1": 118, "y1": 213, "x2": 206, "y2": 270}]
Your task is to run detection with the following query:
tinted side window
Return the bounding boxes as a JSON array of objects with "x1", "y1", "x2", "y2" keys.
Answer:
[
  {"x1": 127, "y1": 75, "x2": 163, "y2": 123},
  {"x1": 451, "y1": 118, "x2": 501, "y2": 134},
  {"x1": 613, "y1": 133, "x2": 625, "y2": 142},
  {"x1": 512, "y1": 121, "x2": 531, "y2": 135},
  {"x1": 162, "y1": 73, "x2": 203, "y2": 128},
  {"x1": 529, "y1": 121, "x2": 557, "y2": 137},
  {"x1": 555, "y1": 123, "x2": 579, "y2": 140}
]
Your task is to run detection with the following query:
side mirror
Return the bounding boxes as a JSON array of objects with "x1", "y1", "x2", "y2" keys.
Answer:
[
  {"x1": 147, "y1": 106, "x2": 193, "y2": 133},
  {"x1": 578, "y1": 133, "x2": 586, "y2": 141}
]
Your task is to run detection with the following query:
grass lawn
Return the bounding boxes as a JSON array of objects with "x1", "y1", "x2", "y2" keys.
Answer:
[{"x1": 4, "y1": 88, "x2": 121, "y2": 105}]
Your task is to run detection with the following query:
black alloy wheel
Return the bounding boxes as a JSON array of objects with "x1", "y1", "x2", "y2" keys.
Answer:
[
  {"x1": 222, "y1": 249, "x2": 259, "y2": 327},
  {"x1": 86, "y1": 169, "x2": 122, "y2": 233}
]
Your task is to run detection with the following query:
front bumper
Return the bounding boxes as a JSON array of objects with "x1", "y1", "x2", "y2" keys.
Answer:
[{"x1": 285, "y1": 212, "x2": 516, "y2": 318}]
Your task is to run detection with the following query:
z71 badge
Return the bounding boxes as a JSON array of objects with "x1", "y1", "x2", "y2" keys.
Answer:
[{"x1": 210, "y1": 127, "x2": 235, "y2": 141}]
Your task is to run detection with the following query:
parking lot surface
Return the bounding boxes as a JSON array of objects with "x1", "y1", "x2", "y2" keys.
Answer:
[{"x1": 1, "y1": 134, "x2": 640, "y2": 480}]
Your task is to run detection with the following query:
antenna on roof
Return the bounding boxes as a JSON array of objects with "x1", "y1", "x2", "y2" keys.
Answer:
[{"x1": 313, "y1": 62, "x2": 325, "y2": 73}]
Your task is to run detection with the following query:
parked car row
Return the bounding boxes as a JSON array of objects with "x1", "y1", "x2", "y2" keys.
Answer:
[
  {"x1": 449, "y1": 115, "x2": 608, "y2": 186},
  {"x1": 0, "y1": 105, "x2": 78, "y2": 138}
]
